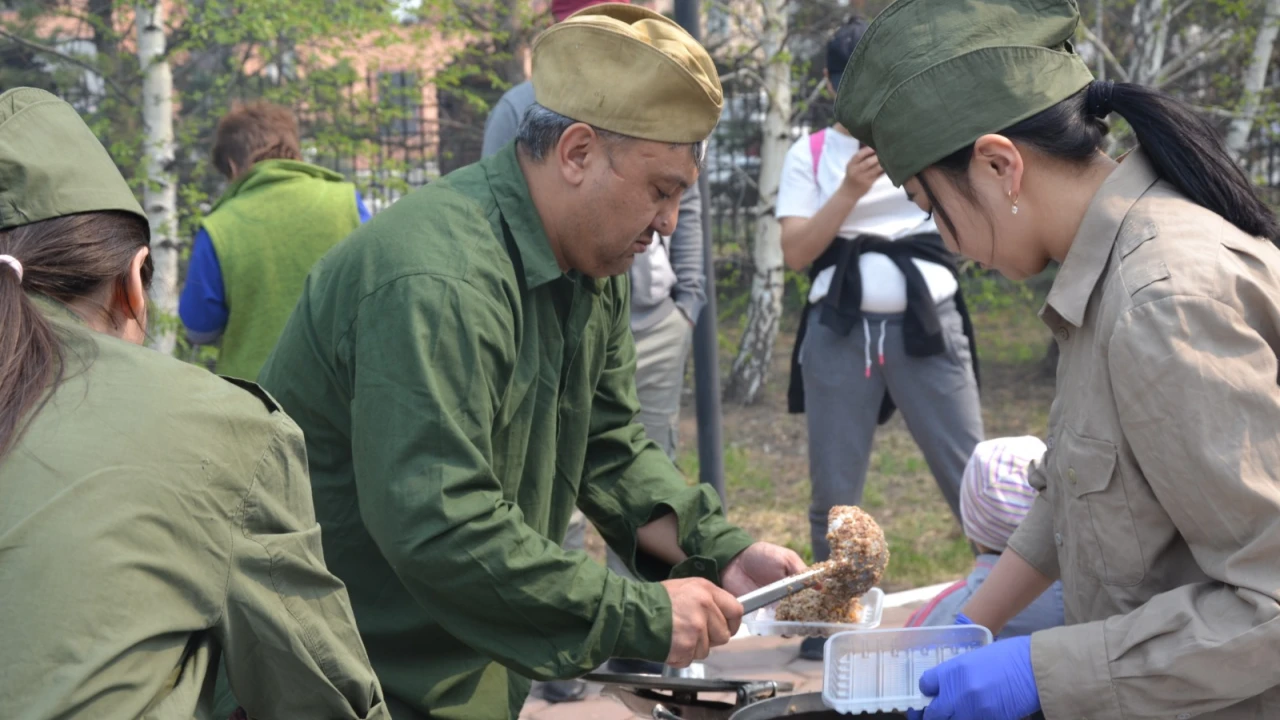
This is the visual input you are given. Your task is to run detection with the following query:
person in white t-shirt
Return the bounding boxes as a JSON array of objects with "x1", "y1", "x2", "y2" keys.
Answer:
[{"x1": 776, "y1": 18, "x2": 984, "y2": 661}]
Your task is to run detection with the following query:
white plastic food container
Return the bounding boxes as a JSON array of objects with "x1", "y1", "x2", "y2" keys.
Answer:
[
  {"x1": 742, "y1": 587, "x2": 885, "y2": 637},
  {"x1": 821, "y1": 624, "x2": 992, "y2": 714}
]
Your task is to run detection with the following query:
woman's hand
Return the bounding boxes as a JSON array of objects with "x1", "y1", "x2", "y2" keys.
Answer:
[
  {"x1": 839, "y1": 146, "x2": 884, "y2": 199},
  {"x1": 908, "y1": 636, "x2": 1041, "y2": 720}
]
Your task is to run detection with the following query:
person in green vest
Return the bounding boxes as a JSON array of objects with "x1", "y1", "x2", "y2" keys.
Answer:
[
  {"x1": 245, "y1": 5, "x2": 808, "y2": 719},
  {"x1": 179, "y1": 101, "x2": 371, "y2": 380},
  {"x1": 0, "y1": 88, "x2": 387, "y2": 719}
]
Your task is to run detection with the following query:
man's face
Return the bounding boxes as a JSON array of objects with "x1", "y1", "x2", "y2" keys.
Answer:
[{"x1": 565, "y1": 137, "x2": 697, "y2": 278}]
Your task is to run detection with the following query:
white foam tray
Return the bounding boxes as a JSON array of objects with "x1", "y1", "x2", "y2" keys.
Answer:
[
  {"x1": 742, "y1": 587, "x2": 885, "y2": 637},
  {"x1": 821, "y1": 625, "x2": 992, "y2": 714}
]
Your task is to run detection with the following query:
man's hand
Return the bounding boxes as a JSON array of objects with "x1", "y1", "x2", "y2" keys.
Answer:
[
  {"x1": 720, "y1": 542, "x2": 807, "y2": 597},
  {"x1": 661, "y1": 577, "x2": 743, "y2": 667},
  {"x1": 839, "y1": 146, "x2": 883, "y2": 200}
]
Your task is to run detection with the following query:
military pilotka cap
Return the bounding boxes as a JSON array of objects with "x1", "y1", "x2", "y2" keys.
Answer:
[
  {"x1": 531, "y1": 3, "x2": 723, "y2": 144},
  {"x1": 834, "y1": 0, "x2": 1095, "y2": 185},
  {"x1": 0, "y1": 87, "x2": 147, "y2": 232}
]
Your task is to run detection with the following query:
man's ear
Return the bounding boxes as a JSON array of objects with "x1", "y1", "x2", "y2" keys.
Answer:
[{"x1": 556, "y1": 123, "x2": 602, "y2": 187}]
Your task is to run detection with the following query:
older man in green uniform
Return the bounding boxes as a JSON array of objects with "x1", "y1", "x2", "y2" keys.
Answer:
[{"x1": 253, "y1": 5, "x2": 806, "y2": 719}]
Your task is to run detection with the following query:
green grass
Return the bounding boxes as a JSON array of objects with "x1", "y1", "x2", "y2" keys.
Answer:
[
  {"x1": 961, "y1": 272, "x2": 1051, "y2": 365},
  {"x1": 886, "y1": 532, "x2": 974, "y2": 590},
  {"x1": 678, "y1": 445, "x2": 781, "y2": 502}
]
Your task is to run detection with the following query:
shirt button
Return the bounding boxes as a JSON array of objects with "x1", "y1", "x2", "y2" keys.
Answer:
[
  {"x1": 1177, "y1": 715, "x2": 1191, "y2": 720},
  {"x1": 1068, "y1": 468, "x2": 1077, "y2": 483},
  {"x1": 1056, "y1": 327, "x2": 1070, "y2": 342},
  {"x1": 1054, "y1": 532, "x2": 1063, "y2": 546},
  {"x1": 694, "y1": 561, "x2": 706, "y2": 572}
]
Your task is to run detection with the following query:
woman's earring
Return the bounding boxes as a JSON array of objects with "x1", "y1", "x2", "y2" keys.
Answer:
[{"x1": 1010, "y1": 193, "x2": 1020, "y2": 215}]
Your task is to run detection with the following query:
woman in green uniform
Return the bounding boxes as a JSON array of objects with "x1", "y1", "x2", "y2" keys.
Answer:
[
  {"x1": 836, "y1": 1, "x2": 1280, "y2": 719},
  {"x1": 0, "y1": 88, "x2": 387, "y2": 719}
]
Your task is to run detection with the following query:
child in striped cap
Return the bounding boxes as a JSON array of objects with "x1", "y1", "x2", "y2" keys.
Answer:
[{"x1": 905, "y1": 436, "x2": 1065, "y2": 639}]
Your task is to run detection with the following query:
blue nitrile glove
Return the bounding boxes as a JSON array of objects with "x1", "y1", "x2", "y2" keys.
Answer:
[
  {"x1": 904, "y1": 614, "x2": 981, "y2": 720},
  {"x1": 908, "y1": 636, "x2": 1040, "y2": 720}
]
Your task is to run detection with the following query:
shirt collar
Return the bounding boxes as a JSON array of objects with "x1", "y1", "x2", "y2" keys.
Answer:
[
  {"x1": 29, "y1": 293, "x2": 87, "y2": 327},
  {"x1": 1043, "y1": 149, "x2": 1161, "y2": 327},
  {"x1": 483, "y1": 144, "x2": 564, "y2": 290}
]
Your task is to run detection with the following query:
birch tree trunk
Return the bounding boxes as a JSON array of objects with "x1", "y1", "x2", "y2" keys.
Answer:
[
  {"x1": 136, "y1": 0, "x2": 178, "y2": 356},
  {"x1": 1128, "y1": 0, "x2": 1171, "y2": 85},
  {"x1": 1226, "y1": 0, "x2": 1280, "y2": 159},
  {"x1": 724, "y1": 0, "x2": 789, "y2": 405}
]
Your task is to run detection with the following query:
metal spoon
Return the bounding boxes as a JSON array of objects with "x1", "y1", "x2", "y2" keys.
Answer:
[{"x1": 735, "y1": 566, "x2": 826, "y2": 614}]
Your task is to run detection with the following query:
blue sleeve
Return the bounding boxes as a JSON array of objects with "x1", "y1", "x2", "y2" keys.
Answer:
[
  {"x1": 919, "y1": 580, "x2": 974, "y2": 628},
  {"x1": 179, "y1": 228, "x2": 229, "y2": 343},
  {"x1": 355, "y1": 189, "x2": 373, "y2": 223}
]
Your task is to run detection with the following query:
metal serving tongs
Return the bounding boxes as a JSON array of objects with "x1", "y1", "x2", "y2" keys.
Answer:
[{"x1": 735, "y1": 566, "x2": 827, "y2": 614}]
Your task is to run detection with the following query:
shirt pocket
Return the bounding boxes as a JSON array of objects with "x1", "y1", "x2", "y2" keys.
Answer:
[{"x1": 1056, "y1": 427, "x2": 1146, "y2": 586}]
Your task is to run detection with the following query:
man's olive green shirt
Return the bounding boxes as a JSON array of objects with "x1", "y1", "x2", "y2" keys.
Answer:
[{"x1": 258, "y1": 145, "x2": 753, "y2": 720}]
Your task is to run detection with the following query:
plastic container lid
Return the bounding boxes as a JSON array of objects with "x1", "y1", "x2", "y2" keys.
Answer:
[
  {"x1": 821, "y1": 624, "x2": 993, "y2": 714},
  {"x1": 742, "y1": 587, "x2": 885, "y2": 637}
]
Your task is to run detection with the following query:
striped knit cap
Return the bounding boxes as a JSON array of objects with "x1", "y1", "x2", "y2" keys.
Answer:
[{"x1": 959, "y1": 436, "x2": 1047, "y2": 552}]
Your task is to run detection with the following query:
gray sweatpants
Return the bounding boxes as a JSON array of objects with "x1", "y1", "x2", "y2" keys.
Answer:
[
  {"x1": 800, "y1": 298, "x2": 983, "y2": 562},
  {"x1": 563, "y1": 308, "x2": 693, "y2": 575}
]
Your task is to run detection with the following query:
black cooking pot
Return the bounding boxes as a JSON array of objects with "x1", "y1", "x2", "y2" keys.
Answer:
[{"x1": 728, "y1": 693, "x2": 907, "y2": 720}]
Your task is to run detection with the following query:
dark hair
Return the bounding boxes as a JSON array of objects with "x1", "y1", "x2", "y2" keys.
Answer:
[
  {"x1": 0, "y1": 211, "x2": 152, "y2": 459},
  {"x1": 919, "y1": 80, "x2": 1280, "y2": 252},
  {"x1": 211, "y1": 101, "x2": 302, "y2": 179},
  {"x1": 827, "y1": 18, "x2": 869, "y2": 89}
]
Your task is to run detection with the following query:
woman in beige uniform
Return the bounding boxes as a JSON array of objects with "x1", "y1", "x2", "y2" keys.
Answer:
[
  {"x1": 0, "y1": 88, "x2": 387, "y2": 719},
  {"x1": 837, "y1": 1, "x2": 1280, "y2": 719}
]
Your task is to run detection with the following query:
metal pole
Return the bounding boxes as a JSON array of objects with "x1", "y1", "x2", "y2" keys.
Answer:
[{"x1": 675, "y1": 0, "x2": 727, "y2": 506}]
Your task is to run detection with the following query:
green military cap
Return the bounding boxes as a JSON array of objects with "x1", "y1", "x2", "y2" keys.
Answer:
[
  {"x1": 0, "y1": 87, "x2": 147, "y2": 232},
  {"x1": 531, "y1": 3, "x2": 723, "y2": 144},
  {"x1": 835, "y1": 0, "x2": 1095, "y2": 185}
]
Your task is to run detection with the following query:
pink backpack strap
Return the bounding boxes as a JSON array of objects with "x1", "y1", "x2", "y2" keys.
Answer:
[
  {"x1": 809, "y1": 128, "x2": 826, "y2": 179},
  {"x1": 904, "y1": 578, "x2": 968, "y2": 628}
]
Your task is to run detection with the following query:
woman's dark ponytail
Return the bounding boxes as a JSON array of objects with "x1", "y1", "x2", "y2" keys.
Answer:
[{"x1": 1097, "y1": 80, "x2": 1280, "y2": 245}]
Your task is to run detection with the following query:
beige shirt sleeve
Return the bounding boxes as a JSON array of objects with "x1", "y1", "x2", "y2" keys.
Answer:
[
  {"x1": 218, "y1": 413, "x2": 389, "y2": 720},
  {"x1": 1006, "y1": 459, "x2": 1060, "y2": 581},
  {"x1": 1033, "y1": 295, "x2": 1280, "y2": 719}
]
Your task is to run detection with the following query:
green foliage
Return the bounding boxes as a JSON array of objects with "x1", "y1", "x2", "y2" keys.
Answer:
[
  {"x1": 959, "y1": 267, "x2": 1035, "y2": 312},
  {"x1": 784, "y1": 267, "x2": 810, "y2": 309},
  {"x1": 1, "y1": 0, "x2": 505, "y2": 365},
  {"x1": 784, "y1": 540, "x2": 814, "y2": 564}
]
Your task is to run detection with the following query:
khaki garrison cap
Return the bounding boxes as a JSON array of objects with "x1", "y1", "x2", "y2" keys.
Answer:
[
  {"x1": 531, "y1": 3, "x2": 723, "y2": 144},
  {"x1": 0, "y1": 87, "x2": 147, "y2": 232},
  {"x1": 834, "y1": 0, "x2": 1095, "y2": 185}
]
